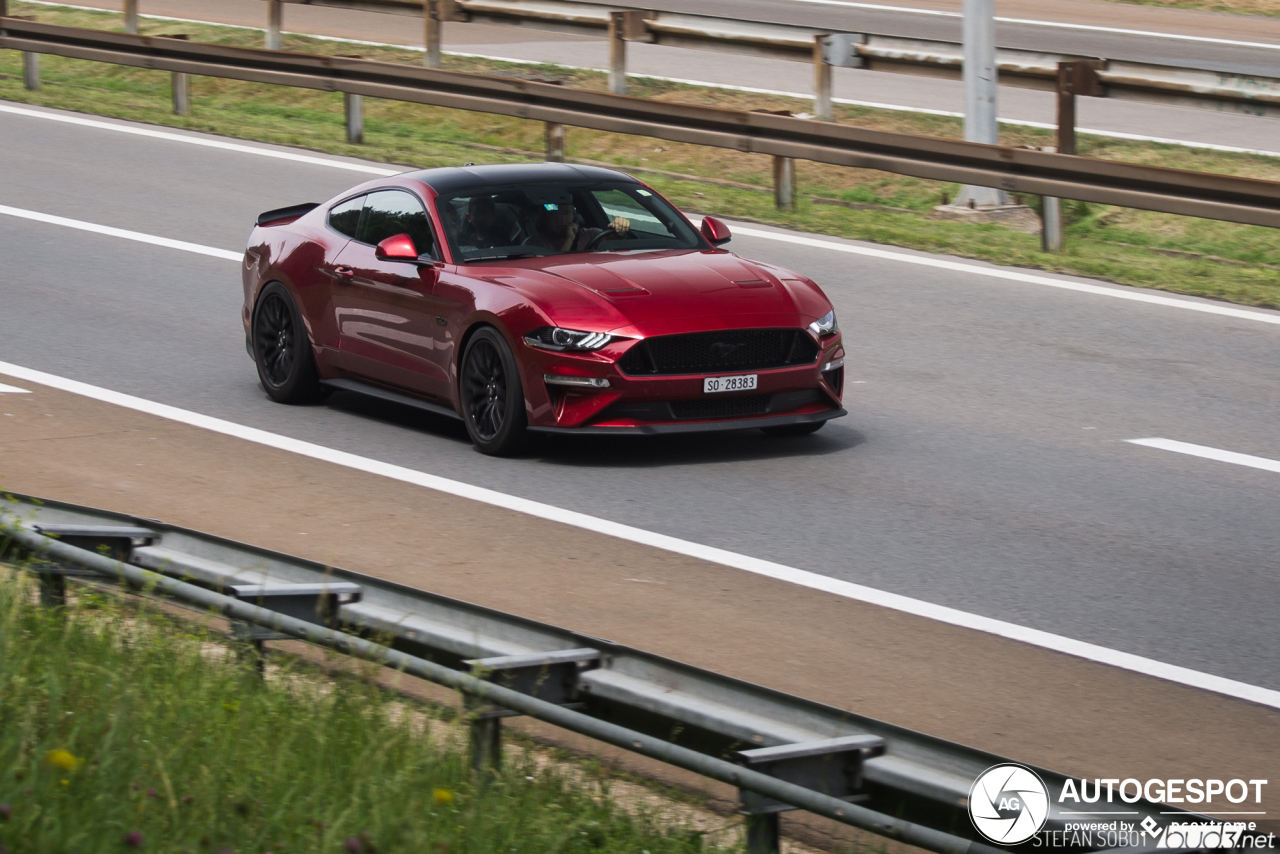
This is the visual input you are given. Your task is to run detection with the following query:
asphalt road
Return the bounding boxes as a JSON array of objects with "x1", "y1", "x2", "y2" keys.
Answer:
[
  {"x1": 1, "y1": 103, "x2": 1278, "y2": 692},
  {"x1": 36, "y1": 0, "x2": 1280, "y2": 153}
]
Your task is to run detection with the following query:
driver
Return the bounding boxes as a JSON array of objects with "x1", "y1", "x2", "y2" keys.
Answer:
[
  {"x1": 458, "y1": 195, "x2": 508, "y2": 249},
  {"x1": 526, "y1": 192, "x2": 630, "y2": 253}
]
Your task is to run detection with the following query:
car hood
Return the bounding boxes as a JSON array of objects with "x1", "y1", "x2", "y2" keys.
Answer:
[{"x1": 518, "y1": 250, "x2": 810, "y2": 332}]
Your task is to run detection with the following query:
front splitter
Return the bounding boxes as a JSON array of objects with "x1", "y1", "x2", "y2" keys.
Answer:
[{"x1": 527, "y1": 408, "x2": 847, "y2": 436}]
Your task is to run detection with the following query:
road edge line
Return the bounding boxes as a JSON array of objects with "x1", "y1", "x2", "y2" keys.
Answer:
[{"x1": 1, "y1": 360, "x2": 1278, "y2": 711}]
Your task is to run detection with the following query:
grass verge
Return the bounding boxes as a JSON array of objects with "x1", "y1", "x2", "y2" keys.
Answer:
[
  {"x1": 0, "y1": 563, "x2": 728, "y2": 854},
  {"x1": 3, "y1": 1, "x2": 1280, "y2": 309},
  {"x1": 1104, "y1": 0, "x2": 1280, "y2": 17}
]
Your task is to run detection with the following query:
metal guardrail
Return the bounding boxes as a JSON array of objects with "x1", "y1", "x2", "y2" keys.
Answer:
[
  {"x1": 5, "y1": 18, "x2": 1280, "y2": 229},
  {"x1": 0, "y1": 493, "x2": 1220, "y2": 854},
  {"x1": 280, "y1": 0, "x2": 1280, "y2": 118}
]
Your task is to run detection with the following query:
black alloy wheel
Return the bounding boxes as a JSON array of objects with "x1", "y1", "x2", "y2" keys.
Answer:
[
  {"x1": 460, "y1": 327, "x2": 528, "y2": 455},
  {"x1": 252, "y1": 282, "x2": 324, "y2": 404}
]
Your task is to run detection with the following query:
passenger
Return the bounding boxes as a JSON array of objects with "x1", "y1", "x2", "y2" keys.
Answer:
[
  {"x1": 457, "y1": 196, "x2": 511, "y2": 249},
  {"x1": 526, "y1": 196, "x2": 630, "y2": 253}
]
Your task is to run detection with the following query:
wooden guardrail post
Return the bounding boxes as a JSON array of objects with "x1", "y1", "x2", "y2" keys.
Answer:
[
  {"x1": 773, "y1": 156, "x2": 795, "y2": 211},
  {"x1": 424, "y1": 0, "x2": 442, "y2": 68},
  {"x1": 22, "y1": 50, "x2": 39, "y2": 90},
  {"x1": 545, "y1": 121, "x2": 565, "y2": 162},
  {"x1": 266, "y1": 0, "x2": 283, "y2": 50},
  {"x1": 123, "y1": 0, "x2": 139, "y2": 34}
]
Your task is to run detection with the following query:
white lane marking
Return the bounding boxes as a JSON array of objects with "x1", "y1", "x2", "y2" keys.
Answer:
[
  {"x1": 0, "y1": 383, "x2": 32, "y2": 394},
  {"x1": 0, "y1": 105, "x2": 401, "y2": 177},
  {"x1": 11, "y1": 6, "x2": 1280, "y2": 159},
  {"x1": 0, "y1": 204, "x2": 242, "y2": 261},
  {"x1": 7, "y1": 200, "x2": 1280, "y2": 328},
  {"x1": 720, "y1": 224, "x2": 1280, "y2": 326},
  {"x1": 1128, "y1": 438, "x2": 1280, "y2": 474},
  {"x1": 0, "y1": 359, "x2": 1276, "y2": 709}
]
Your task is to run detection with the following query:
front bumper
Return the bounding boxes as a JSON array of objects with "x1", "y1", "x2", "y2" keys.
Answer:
[
  {"x1": 523, "y1": 330, "x2": 845, "y2": 432},
  {"x1": 528, "y1": 406, "x2": 846, "y2": 435}
]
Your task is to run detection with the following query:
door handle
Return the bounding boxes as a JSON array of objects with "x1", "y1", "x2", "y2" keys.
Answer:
[{"x1": 333, "y1": 266, "x2": 355, "y2": 281}]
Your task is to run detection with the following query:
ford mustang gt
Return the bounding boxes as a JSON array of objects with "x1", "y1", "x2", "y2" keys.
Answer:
[{"x1": 242, "y1": 163, "x2": 845, "y2": 455}]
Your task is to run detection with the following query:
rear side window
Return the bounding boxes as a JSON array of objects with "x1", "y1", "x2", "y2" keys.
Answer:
[
  {"x1": 359, "y1": 190, "x2": 435, "y2": 258},
  {"x1": 328, "y1": 195, "x2": 365, "y2": 238}
]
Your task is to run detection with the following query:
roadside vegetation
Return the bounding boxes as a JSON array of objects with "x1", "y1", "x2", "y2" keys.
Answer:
[
  {"x1": 0, "y1": 561, "x2": 728, "y2": 854},
  {"x1": 1105, "y1": 0, "x2": 1280, "y2": 17},
  {"x1": 3, "y1": 2, "x2": 1280, "y2": 309}
]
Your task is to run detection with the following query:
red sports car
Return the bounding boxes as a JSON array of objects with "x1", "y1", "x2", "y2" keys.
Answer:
[{"x1": 242, "y1": 163, "x2": 845, "y2": 455}]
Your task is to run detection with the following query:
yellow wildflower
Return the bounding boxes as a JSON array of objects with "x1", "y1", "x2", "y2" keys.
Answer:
[
  {"x1": 45, "y1": 750, "x2": 80, "y2": 772},
  {"x1": 432, "y1": 788, "x2": 454, "y2": 805}
]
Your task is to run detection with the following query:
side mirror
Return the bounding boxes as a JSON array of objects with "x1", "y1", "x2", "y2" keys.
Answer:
[
  {"x1": 375, "y1": 233, "x2": 420, "y2": 262},
  {"x1": 700, "y1": 216, "x2": 731, "y2": 246}
]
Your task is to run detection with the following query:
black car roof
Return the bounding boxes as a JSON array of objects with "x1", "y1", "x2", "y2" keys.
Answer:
[{"x1": 405, "y1": 162, "x2": 640, "y2": 194}]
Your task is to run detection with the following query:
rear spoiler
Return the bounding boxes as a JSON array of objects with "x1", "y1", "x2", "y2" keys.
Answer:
[{"x1": 256, "y1": 202, "x2": 320, "y2": 227}]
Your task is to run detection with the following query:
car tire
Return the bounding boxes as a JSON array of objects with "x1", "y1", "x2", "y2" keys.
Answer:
[
  {"x1": 252, "y1": 282, "x2": 324, "y2": 404},
  {"x1": 460, "y1": 326, "x2": 528, "y2": 456},
  {"x1": 761, "y1": 420, "x2": 826, "y2": 437}
]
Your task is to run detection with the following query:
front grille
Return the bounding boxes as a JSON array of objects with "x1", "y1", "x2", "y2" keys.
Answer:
[
  {"x1": 670, "y1": 394, "x2": 772, "y2": 420},
  {"x1": 619, "y1": 329, "x2": 819, "y2": 376}
]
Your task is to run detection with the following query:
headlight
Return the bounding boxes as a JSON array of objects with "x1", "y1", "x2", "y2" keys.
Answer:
[
  {"x1": 807, "y1": 310, "x2": 838, "y2": 337},
  {"x1": 524, "y1": 327, "x2": 614, "y2": 352}
]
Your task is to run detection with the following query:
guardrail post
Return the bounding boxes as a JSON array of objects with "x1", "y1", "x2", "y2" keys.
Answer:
[
  {"x1": 744, "y1": 813, "x2": 780, "y2": 854},
  {"x1": 1043, "y1": 62, "x2": 1102, "y2": 251},
  {"x1": 165, "y1": 34, "x2": 191, "y2": 116},
  {"x1": 813, "y1": 37, "x2": 833, "y2": 122},
  {"x1": 772, "y1": 156, "x2": 795, "y2": 211},
  {"x1": 1055, "y1": 60, "x2": 1104, "y2": 158},
  {"x1": 36, "y1": 571, "x2": 66, "y2": 608},
  {"x1": 345, "y1": 92, "x2": 364, "y2": 144},
  {"x1": 424, "y1": 0, "x2": 442, "y2": 68},
  {"x1": 123, "y1": 0, "x2": 139, "y2": 34},
  {"x1": 173, "y1": 72, "x2": 190, "y2": 115},
  {"x1": 22, "y1": 51, "x2": 39, "y2": 90},
  {"x1": 608, "y1": 11, "x2": 628, "y2": 95},
  {"x1": 266, "y1": 0, "x2": 283, "y2": 50},
  {"x1": 545, "y1": 121, "x2": 565, "y2": 162},
  {"x1": 469, "y1": 714, "x2": 502, "y2": 775},
  {"x1": 1041, "y1": 194, "x2": 1063, "y2": 252}
]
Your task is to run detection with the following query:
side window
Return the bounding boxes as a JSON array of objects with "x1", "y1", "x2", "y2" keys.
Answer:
[
  {"x1": 590, "y1": 188, "x2": 673, "y2": 238},
  {"x1": 359, "y1": 190, "x2": 435, "y2": 258},
  {"x1": 328, "y1": 195, "x2": 365, "y2": 239}
]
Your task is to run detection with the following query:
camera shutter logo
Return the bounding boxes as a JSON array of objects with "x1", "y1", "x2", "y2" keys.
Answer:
[{"x1": 969, "y1": 764, "x2": 1051, "y2": 845}]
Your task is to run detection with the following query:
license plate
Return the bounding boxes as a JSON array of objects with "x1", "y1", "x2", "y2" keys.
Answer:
[{"x1": 703, "y1": 374, "x2": 757, "y2": 394}]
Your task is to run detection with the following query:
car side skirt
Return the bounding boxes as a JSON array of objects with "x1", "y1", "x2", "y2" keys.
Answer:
[
  {"x1": 319, "y1": 378, "x2": 462, "y2": 421},
  {"x1": 527, "y1": 407, "x2": 847, "y2": 436}
]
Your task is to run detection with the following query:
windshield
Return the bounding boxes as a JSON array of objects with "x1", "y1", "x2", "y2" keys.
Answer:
[{"x1": 436, "y1": 181, "x2": 704, "y2": 263}]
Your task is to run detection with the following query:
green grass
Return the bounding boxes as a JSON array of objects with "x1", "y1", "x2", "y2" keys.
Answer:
[
  {"x1": 4, "y1": 1, "x2": 1280, "y2": 309},
  {"x1": 0, "y1": 565, "x2": 725, "y2": 854},
  {"x1": 1102, "y1": 0, "x2": 1280, "y2": 17}
]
